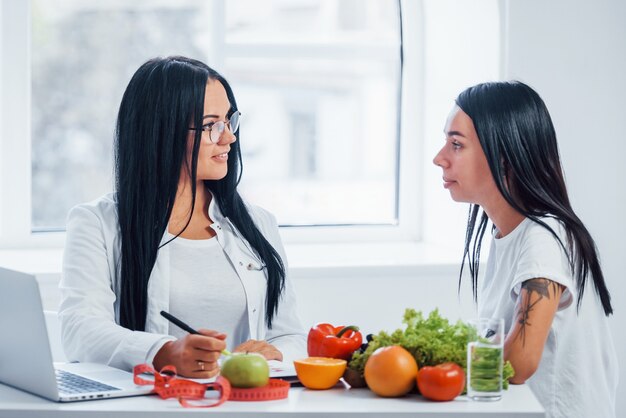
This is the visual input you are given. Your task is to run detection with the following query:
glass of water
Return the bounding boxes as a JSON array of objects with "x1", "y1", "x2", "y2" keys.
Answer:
[{"x1": 467, "y1": 318, "x2": 505, "y2": 401}]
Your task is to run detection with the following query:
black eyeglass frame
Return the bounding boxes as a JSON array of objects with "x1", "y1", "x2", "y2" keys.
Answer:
[{"x1": 189, "y1": 111, "x2": 241, "y2": 144}]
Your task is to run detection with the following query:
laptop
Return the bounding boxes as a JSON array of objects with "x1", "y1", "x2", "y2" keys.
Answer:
[{"x1": 0, "y1": 267, "x2": 153, "y2": 402}]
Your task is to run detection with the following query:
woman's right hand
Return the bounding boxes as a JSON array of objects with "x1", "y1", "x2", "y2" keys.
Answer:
[{"x1": 153, "y1": 329, "x2": 227, "y2": 378}]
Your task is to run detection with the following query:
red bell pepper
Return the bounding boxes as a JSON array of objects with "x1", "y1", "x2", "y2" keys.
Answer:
[{"x1": 307, "y1": 323, "x2": 363, "y2": 361}]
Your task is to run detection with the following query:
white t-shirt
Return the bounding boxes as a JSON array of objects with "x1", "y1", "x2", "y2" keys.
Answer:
[
  {"x1": 167, "y1": 234, "x2": 249, "y2": 351},
  {"x1": 479, "y1": 217, "x2": 618, "y2": 418}
]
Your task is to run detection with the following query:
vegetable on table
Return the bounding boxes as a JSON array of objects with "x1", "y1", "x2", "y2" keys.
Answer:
[
  {"x1": 468, "y1": 344, "x2": 503, "y2": 392},
  {"x1": 417, "y1": 362, "x2": 465, "y2": 401},
  {"x1": 308, "y1": 323, "x2": 363, "y2": 361},
  {"x1": 348, "y1": 309, "x2": 514, "y2": 392}
]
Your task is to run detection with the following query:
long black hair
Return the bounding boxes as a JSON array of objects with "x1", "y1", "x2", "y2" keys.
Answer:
[
  {"x1": 115, "y1": 56, "x2": 285, "y2": 331},
  {"x1": 456, "y1": 81, "x2": 612, "y2": 316}
]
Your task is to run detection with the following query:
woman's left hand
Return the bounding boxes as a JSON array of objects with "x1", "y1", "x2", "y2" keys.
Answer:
[{"x1": 233, "y1": 340, "x2": 283, "y2": 361}]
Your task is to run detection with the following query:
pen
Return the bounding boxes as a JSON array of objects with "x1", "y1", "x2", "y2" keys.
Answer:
[{"x1": 160, "y1": 310, "x2": 231, "y2": 356}]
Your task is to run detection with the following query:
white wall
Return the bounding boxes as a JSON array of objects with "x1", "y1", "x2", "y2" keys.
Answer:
[
  {"x1": 293, "y1": 267, "x2": 476, "y2": 336},
  {"x1": 504, "y1": 0, "x2": 626, "y2": 413}
]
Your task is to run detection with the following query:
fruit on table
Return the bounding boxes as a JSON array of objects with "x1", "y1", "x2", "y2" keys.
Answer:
[
  {"x1": 220, "y1": 352, "x2": 270, "y2": 388},
  {"x1": 364, "y1": 345, "x2": 418, "y2": 397},
  {"x1": 308, "y1": 323, "x2": 363, "y2": 361},
  {"x1": 417, "y1": 362, "x2": 465, "y2": 401},
  {"x1": 293, "y1": 357, "x2": 347, "y2": 390}
]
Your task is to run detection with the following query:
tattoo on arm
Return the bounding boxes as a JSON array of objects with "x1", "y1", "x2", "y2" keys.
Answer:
[{"x1": 515, "y1": 278, "x2": 562, "y2": 346}]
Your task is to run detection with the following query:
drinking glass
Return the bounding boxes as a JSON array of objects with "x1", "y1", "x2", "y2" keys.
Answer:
[{"x1": 466, "y1": 318, "x2": 505, "y2": 401}]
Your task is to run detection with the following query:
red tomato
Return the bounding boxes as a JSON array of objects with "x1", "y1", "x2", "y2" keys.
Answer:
[{"x1": 417, "y1": 362, "x2": 465, "y2": 401}]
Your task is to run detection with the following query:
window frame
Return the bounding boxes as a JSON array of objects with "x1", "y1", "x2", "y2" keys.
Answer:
[{"x1": 0, "y1": 0, "x2": 423, "y2": 249}]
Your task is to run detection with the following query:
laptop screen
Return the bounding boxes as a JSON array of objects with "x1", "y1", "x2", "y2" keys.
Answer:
[{"x1": 0, "y1": 267, "x2": 64, "y2": 400}]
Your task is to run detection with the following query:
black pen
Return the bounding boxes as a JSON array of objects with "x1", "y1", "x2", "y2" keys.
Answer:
[
  {"x1": 160, "y1": 310, "x2": 199, "y2": 334},
  {"x1": 160, "y1": 310, "x2": 231, "y2": 355}
]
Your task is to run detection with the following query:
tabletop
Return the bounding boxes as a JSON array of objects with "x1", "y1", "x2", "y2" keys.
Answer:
[{"x1": 0, "y1": 381, "x2": 544, "y2": 418}]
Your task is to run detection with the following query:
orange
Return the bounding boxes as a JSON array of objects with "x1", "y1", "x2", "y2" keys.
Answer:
[
  {"x1": 364, "y1": 345, "x2": 418, "y2": 397},
  {"x1": 293, "y1": 357, "x2": 347, "y2": 390}
]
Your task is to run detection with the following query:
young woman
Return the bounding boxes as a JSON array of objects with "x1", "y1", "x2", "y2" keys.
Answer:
[
  {"x1": 433, "y1": 81, "x2": 617, "y2": 418},
  {"x1": 59, "y1": 56, "x2": 306, "y2": 378}
]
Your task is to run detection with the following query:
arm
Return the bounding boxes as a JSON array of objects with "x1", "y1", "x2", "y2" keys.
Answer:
[
  {"x1": 505, "y1": 278, "x2": 564, "y2": 384},
  {"x1": 59, "y1": 203, "x2": 174, "y2": 370},
  {"x1": 61, "y1": 203, "x2": 228, "y2": 377}
]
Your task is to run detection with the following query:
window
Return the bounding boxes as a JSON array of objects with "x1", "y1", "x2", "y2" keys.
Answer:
[
  {"x1": 28, "y1": 0, "x2": 402, "y2": 232},
  {"x1": 223, "y1": 0, "x2": 402, "y2": 226},
  {"x1": 0, "y1": 0, "x2": 500, "y2": 248},
  {"x1": 29, "y1": 0, "x2": 230, "y2": 230}
]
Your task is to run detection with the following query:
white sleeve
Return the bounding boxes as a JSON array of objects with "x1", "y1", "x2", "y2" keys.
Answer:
[
  {"x1": 59, "y1": 204, "x2": 175, "y2": 371},
  {"x1": 509, "y1": 221, "x2": 576, "y2": 311},
  {"x1": 251, "y1": 207, "x2": 307, "y2": 363}
]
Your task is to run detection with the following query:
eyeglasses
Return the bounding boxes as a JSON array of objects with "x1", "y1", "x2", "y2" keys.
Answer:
[{"x1": 189, "y1": 111, "x2": 241, "y2": 144}]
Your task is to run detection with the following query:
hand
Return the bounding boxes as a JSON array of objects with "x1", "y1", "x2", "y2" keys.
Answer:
[
  {"x1": 153, "y1": 329, "x2": 227, "y2": 378},
  {"x1": 233, "y1": 340, "x2": 283, "y2": 361}
]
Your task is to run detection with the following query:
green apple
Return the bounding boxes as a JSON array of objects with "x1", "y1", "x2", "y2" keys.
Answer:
[{"x1": 220, "y1": 352, "x2": 270, "y2": 388}]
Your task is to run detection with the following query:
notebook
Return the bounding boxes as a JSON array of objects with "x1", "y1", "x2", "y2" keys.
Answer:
[{"x1": 0, "y1": 267, "x2": 153, "y2": 402}]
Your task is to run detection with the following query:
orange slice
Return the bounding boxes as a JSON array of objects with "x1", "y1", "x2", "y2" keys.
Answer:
[{"x1": 293, "y1": 357, "x2": 347, "y2": 390}]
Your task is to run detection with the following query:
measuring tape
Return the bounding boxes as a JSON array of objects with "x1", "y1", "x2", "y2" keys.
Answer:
[
  {"x1": 229, "y1": 378, "x2": 290, "y2": 401},
  {"x1": 133, "y1": 364, "x2": 230, "y2": 408},
  {"x1": 133, "y1": 364, "x2": 290, "y2": 407}
]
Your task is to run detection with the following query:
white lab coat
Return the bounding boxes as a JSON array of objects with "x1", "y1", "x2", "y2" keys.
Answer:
[{"x1": 59, "y1": 192, "x2": 307, "y2": 371}]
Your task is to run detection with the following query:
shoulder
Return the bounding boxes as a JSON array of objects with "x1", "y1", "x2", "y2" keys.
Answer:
[
  {"x1": 67, "y1": 192, "x2": 118, "y2": 230},
  {"x1": 519, "y1": 216, "x2": 567, "y2": 252},
  {"x1": 511, "y1": 216, "x2": 576, "y2": 308},
  {"x1": 244, "y1": 202, "x2": 279, "y2": 232},
  {"x1": 526, "y1": 216, "x2": 566, "y2": 236},
  {"x1": 240, "y1": 201, "x2": 286, "y2": 257},
  {"x1": 497, "y1": 216, "x2": 567, "y2": 259},
  {"x1": 512, "y1": 216, "x2": 571, "y2": 263}
]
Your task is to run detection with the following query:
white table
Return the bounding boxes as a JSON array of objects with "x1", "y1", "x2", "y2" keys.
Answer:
[{"x1": 0, "y1": 382, "x2": 544, "y2": 417}]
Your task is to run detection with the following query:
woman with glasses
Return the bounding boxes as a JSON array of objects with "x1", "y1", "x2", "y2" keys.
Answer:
[
  {"x1": 433, "y1": 81, "x2": 617, "y2": 418},
  {"x1": 59, "y1": 56, "x2": 306, "y2": 378}
]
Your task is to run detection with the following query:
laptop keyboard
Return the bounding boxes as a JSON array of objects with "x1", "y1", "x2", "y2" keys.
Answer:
[{"x1": 56, "y1": 369, "x2": 121, "y2": 394}]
